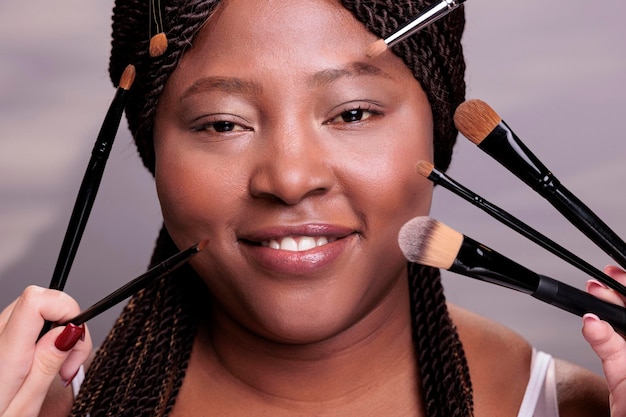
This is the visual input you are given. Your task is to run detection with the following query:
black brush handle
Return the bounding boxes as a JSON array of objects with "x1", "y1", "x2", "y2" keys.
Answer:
[
  {"x1": 533, "y1": 275, "x2": 626, "y2": 335},
  {"x1": 479, "y1": 120, "x2": 626, "y2": 269},
  {"x1": 427, "y1": 167, "x2": 626, "y2": 294}
]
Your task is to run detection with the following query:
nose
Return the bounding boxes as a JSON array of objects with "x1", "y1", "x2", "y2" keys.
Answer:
[{"x1": 249, "y1": 125, "x2": 334, "y2": 205}]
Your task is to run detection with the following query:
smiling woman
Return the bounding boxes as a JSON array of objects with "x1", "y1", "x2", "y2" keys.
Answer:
[{"x1": 0, "y1": 0, "x2": 618, "y2": 416}]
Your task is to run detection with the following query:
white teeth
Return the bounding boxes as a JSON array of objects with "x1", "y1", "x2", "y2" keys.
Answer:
[
  {"x1": 263, "y1": 236, "x2": 334, "y2": 252},
  {"x1": 281, "y1": 237, "x2": 298, "y2": 251},
  {"x1": 298, "y1": 236, "x2": 316, "y2": 251}
]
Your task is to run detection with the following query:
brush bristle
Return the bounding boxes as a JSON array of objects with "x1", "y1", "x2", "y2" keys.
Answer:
[
  {"x1": 453, "y1": 99, "x2": 502, "y2": 145},
  {"x1": 197, "y1": 238, "x2": 210, "y2": 251},
  {"x1": 149, "y1": 32, "x2": 168, "y2": 57},
  {"x1": 365, "y1": 39, "x2": 388, "y2": 58},
  {"x1": 398, "y1": 216, "x2": 463, "y2": 269},
  {"x1": 415, "y1": 160, "x2": 434, "y2": 178},
  {"x1": 118, "y1": 64, "x2": 136, "y2": 90}
]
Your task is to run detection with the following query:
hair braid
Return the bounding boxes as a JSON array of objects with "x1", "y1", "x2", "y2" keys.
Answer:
[
  {"x1": 70, "y1": 227, "x2": 199, "y2": 416},
  {"x1": 408, "y1": 263, "x2": 474, "y2": 416}
]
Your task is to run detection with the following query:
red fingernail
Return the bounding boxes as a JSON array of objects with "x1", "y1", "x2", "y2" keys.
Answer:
[{"x1": 54, "y1": 323, "x2": 85, "y2": 352}]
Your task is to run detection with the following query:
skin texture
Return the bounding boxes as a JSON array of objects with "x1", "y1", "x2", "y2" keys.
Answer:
[
  {"x1": 24, "y1": 0, "x2": 614, "y2": 415},
  {"x1": 153, "y1": 0, "x2": 434, "y2": 346}
]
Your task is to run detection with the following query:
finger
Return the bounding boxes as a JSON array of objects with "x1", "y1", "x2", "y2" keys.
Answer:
[
  {"x1": 0, "y1": 298, "x2": 19, "y2": 332},
  {"x1": 59, "y1": 324, "x2": 93, "y2": 383},
  {"x1": 1, "y1": 324, "x2": 86, "y2": 417},
  {"x1": 0, "y1": 286, "x2": 81, "y2": 411},
  {"x1": 582, "y1": 314, "x2": 626, "y2": 389},
  {"x1": 587, "y1": 280, "x2": 625, "y2": 307},
  {"x1": 582, "y1": 313, "x2": 626, "y2": 416},
  {"x1": 605, "y1": 265, "x2": 626, "y2": 283}
]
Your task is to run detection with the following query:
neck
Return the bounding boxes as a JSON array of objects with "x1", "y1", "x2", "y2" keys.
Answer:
[{"x1": 192, "y1": 274, "x2": 422, "y2": 415}]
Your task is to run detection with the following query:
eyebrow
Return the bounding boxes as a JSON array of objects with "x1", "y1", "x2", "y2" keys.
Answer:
[
  {"x1": 307, "y1": 62, "x2": 391, "y2": 88},
  {"x1": 181, "y1": 62, "x2": 390, "y2": 100},
  {"x1": 182, "y1": 77, "x2": 263, "y2": 101}
]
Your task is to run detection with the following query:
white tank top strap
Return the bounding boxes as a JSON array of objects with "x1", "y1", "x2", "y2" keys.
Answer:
[
  {"x1": 517, "y1": 348, "x2": 559, "y2": 417},
  {"x1": 71, "y1": 364, "x2": 86, "y2": 399}
]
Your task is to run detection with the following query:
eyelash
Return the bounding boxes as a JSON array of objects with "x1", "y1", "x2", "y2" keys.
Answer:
[
  {"x1": 325, "y1": 104, "x2": 383, "y2": 125},
  {"x1": 190, "y1": 115, "x2": 252, "y2": 135},
  {"x1": 189, "y1": 103, "x2": 383, "y2": 136}
]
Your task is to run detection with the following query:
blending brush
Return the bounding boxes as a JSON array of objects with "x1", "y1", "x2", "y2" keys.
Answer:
[
  {"x1": 398, "y1": 217, "x2": 626, "y2": 334},
  {"x1": 39, "y1": 64, "x2": 135, "y2": 338},
  {"x1": 416, "y1": 160, "x2": 626, "y2": 295},
  {"x1": 454, "y1": 99, "x2": 626, "y2": 270},
  {"x1": 366, "y1": 0, "x2": 466, "y2": 57}
]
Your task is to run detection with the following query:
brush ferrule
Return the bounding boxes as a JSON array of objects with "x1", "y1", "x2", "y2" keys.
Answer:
[
  {"x1": 384, "y1": 0, "x2": 465, "y2": 47},
  {"x1": 450, "y1": 236, "x2": 539, "y2": 294},
  {"x1": 479, "y1": 121, "x2": 552, "y2": 192}
]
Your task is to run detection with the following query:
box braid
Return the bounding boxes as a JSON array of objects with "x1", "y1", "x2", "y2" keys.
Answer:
[{"x1": 71, "y1": 1, "x2": 472, "y2": 416}]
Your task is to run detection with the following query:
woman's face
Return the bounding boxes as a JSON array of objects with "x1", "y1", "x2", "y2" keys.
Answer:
[{"x1": 153, "y1": 0, "x2": 434, "y2": 343}]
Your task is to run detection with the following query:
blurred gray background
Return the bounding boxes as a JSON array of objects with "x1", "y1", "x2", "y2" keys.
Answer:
[{"x1": 1, "y1": 1, "x2": 625, "y2": 376}]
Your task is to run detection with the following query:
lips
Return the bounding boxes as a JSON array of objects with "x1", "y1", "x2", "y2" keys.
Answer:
[{"x1": 239, "y1": 224, "x2": 356, "y2": 274}]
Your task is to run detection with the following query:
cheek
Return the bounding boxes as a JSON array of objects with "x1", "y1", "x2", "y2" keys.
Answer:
[
  {"x1": 351, "y1": 122, "x2": 434, "y2": 217},
  {"x1": 153, "y1": 139, "x2": 238, "y2": 246}
]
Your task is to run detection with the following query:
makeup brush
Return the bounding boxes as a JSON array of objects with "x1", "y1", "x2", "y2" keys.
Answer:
[
  {"x1": 38, "y1": 65, "x2": 135, "y2": 338},
  {"x1": 416, "y1": 160, "x2": 626, "y2": 295},
  {"x1": 454, "y1": 99, "x2": 626, "y2": 270},
  {"x1": 47, "y1": 64, "x2": 136, "y2": 293},
  {"x1": 57, "y1": 239, "x2": 207, "y2": 328},
  {"x1": 366, "y1": 0, "x2": 466, "y2": 57},
  {"x1": 398, "y1": 217, "x2": 626, "y2": 334}
]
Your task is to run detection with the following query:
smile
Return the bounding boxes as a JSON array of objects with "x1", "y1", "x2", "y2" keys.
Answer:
[{"x1": 261, "y1": 236, "x2": 337, "y2": 252}]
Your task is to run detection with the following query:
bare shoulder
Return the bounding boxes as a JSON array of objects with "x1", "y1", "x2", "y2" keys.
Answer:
[
  {"x1": 553, "y1": 358, "x2": 609, "y2": 417},
  {"x1": 448, "y1": 304, "x2": 532, "y2": 416},
  {"x1": 448, "y1": 304, "x2": 610, "y2": 417}
]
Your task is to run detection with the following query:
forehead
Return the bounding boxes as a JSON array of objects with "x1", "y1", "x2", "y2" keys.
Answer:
[{"x1": 170, "y1": 0, "x2": 416, "y2": 87}]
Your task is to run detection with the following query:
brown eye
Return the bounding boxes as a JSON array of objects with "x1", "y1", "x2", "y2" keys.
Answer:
[
  {"x1": 341, "y1": 109, "x2": 367, "y2": 122},
  {"x1": 328, "y1": 106, "x2": 378, "y2": 125},
  {"x1": 212, "y1": 121, "x2": 237, "y2": 132}
]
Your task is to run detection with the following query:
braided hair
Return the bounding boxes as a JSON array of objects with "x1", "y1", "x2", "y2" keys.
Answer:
[{"x1": 71, "y1": 1, "x2": 472, "y2": 416}]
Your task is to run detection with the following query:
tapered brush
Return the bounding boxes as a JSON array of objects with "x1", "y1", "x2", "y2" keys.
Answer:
[
  {"x1": 39, "y1": 64, "x2": 135, "y2": 338},
  {"x1": 398, "y1": 216, "x2": 626, "y2": 334},
  {"x1": 416, "y1": 160, "x2": 626, "y2": 295},
  {"x1": 454, "y1": 99, "x2": 626, "y2": 270},
  {"x1": 366, "y1": 0, "x2": 466, "y2": 57},
  {"x1": 37, "y1": 239, "x2": 205, "y2": 341},
  {"x1": 47, "y1": 64, "x2": 136, "y2": 293},
  {"x1": 59, "y1": 239, "x2": 207, "y2": 327}
]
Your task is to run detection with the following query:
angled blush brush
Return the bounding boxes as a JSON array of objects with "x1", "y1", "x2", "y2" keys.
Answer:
[
  {"x1": 398, "y1": 217, "x2": 626, "y2": 335},
  {"x1": 454, "y1": 99, "x2": 626, "y2": 270},
  {"x1": 366, "y1": 0, "x2": 466, "y2": 57},
  {"x1": 416, "y1": 160, "x2": 626, "y2": 295}
]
